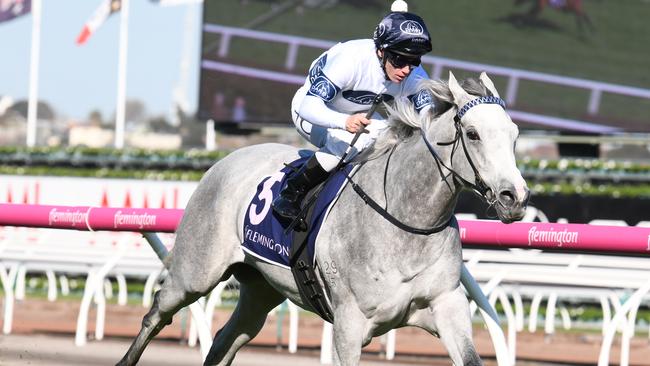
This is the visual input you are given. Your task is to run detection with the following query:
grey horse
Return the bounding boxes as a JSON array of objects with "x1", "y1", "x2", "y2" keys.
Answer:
[{"x1": 117, "y1": 71, "x2": 529, "y2": 366}]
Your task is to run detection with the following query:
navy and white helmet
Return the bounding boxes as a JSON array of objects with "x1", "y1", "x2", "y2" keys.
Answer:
[{"x1": 373, "y1": 12, "x2": 432, "y2": 56}]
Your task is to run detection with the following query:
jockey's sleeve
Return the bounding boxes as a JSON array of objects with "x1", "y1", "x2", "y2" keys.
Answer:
[
  {"x1": 408, "y1": 89, "x2": 435, "y2": 114},
  {"x1": 298, "y1": 48, "x2": 358, "y2": 130},
  {"x1": 298, "y1": 94, "x2": 348, "y2": 130},
  {"x1": 405, "y1": 67, "x2": 435, "y2": 114}
]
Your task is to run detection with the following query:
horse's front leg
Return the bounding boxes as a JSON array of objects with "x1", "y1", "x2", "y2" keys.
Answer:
[
  {"x1": 408, "y1": 287, "x2": 482, "y2": 366},
  {"x1": 332, "y1": 304, "x2": 367, "y2": 366}
]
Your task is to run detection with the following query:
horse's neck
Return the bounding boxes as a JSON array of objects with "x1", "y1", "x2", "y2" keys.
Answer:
[{"x1": 355, "y1": 128, "x2": 461, "y2": 229}]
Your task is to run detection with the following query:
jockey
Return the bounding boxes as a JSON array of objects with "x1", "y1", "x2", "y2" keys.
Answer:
[{"x1": 272, "y1": 1, "x2": 434, "y2": 222}]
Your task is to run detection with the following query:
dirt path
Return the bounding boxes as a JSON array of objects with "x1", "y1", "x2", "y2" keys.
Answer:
[
  {"x1": 0, "y1": 333, "x2": 464, "y2": 366},
  {"x1": 2, "y1": 298, "x2": 649, "y2": 365}
]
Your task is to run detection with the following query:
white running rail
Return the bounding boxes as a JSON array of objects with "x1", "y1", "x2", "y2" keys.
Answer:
[{"x1": 204, "y1": 24, "x2": 650, "y2": 109}]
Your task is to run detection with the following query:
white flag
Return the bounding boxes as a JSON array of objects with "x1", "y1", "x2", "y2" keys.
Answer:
[{"x1": 76, "y1": 0, "x2": 121, "y2": 45}]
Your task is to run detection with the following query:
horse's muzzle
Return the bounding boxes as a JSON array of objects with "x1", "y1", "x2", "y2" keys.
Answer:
[{"x1": 495, "y1": 185, "x2": 530, "y2": 223}]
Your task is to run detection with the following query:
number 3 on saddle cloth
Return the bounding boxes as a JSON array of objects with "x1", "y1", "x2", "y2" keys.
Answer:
[{"x1": 241, "y1": 154, "x2": 353, "y2": 322}]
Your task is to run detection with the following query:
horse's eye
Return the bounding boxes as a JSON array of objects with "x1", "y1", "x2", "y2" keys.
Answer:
[{"x1": 467, "y1": 130, "x2": 480, "y2": 141}]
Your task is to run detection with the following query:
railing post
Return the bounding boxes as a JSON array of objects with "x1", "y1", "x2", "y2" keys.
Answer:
[
  {"x1": 206, "y1": 119, "x2": 216, "y2": 151},
  {"x1": 385, "y1": 329, "x2": 396, "y2": 360},
  {"x1": 544, "y1": 292, "x2": 558, "y2": 335},
  {"x1": 528, "y1": 292, "x2": 544, "y2": 332},
  {"x1": 286, "y1": 42, "x2": 299, "y2": 70},
  {"x1": 588, "y1": 89, "x2": 602, "y2": 115},
  {"x1": 599, "y1": 280, "x2": 650, "y2": 366},
  {"x1": 320, "y1": 321, "x2": 333, "y2": 364},
  {"x1": 506, "y1": 76, "x2": 519, "y2": 107},
  {"x1": 288, "y1": 300, "x2": 299, "y2": 353},
  {"x1": 431, "y1": 62, "x2": 444, "y2": 80},
  {"x1": 218, "y1": 32, "x2": 232, "y2": 58},
  {"x1": 489, "y1": 288, "x2": 517, "y2": 365},
  {"x1": 116, "y1": 274, "x2": 127, "y2": 305},
  {"x1": 0, "y1": 264, "x2": 18, "y2": 334},
  {"x1": 15, "y1": 265, "x2": 26, "y2": 300}
]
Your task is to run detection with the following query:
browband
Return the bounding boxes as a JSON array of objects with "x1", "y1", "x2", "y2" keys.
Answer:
[{"x1": 455, "y1": 96, "x2": 506, "y2": 122}]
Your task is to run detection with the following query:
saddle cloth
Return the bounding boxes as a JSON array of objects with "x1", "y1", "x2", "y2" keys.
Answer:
[{"x1": 241, "y1": 155, "x2": 353, "y2": 269}]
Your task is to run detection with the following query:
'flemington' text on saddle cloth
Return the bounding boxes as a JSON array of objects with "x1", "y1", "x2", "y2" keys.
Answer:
[{"x1": 241, "y1": 155, "x2": 353, "y2": 268}]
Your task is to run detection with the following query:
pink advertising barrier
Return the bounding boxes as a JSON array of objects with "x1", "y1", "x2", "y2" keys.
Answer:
[
  {"x1": 459, "y1": 220, "x2": 650, "y2": 255},
  {"x1": 0, "y1": 203, "x2": 183, "y2": 233},
  {"x1": 1, "y1": 203, "x2": 649, "y2": 255}
]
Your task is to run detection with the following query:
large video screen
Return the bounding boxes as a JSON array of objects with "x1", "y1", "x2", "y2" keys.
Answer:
[{"x1": 197, "y1": 1, "x2": 650, "y2": 134}]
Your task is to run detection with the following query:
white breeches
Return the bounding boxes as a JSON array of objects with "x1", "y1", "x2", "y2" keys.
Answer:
[{"x1": 291, "y1": 93, "x2": 387, "y2": 171}]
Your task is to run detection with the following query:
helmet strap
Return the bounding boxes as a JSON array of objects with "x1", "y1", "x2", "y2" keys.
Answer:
[{"x1": 377, "y1": 48, "x2": 391, "y2": 81}]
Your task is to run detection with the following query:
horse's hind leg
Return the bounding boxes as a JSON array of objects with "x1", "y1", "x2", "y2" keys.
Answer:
[
  {"x1": 204, "y1": 265, "x2": 285, "y2": 366},
  {"x1": 116, "y1": 274, "x2": 203, "y2": 366},
  {"x1": 408, "y1": 287, "x2": 482, "y2": 366}
]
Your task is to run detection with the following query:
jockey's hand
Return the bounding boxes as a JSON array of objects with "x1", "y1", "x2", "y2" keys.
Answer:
[{"x1": 345, "y1": 113, "x2": 370, "y2": 133}]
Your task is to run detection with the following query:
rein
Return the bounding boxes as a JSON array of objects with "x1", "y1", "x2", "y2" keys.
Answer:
[
  {"x1": 349, "y1": 175, "x2": 452, "y2": 235},
  {"x1": 434, "y1": 95, "x2": 507, "y2": 200},
  {"x1": 347, "y1": 95, "x2": 507, "y2": 235}
]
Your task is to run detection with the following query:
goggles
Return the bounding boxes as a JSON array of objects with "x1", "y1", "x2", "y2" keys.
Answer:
[{"x1": 385, "y1": 50, "x2": 421, "y2": 69}]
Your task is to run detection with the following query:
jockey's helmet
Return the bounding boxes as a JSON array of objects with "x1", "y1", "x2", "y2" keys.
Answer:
[{"x1": 373, "y1": 11, "x2": 432, "y2": 57}]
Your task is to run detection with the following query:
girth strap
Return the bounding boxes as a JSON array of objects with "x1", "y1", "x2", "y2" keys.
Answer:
[{"x1": 289, "y1": 183, "x2": 335, "y2": 323}]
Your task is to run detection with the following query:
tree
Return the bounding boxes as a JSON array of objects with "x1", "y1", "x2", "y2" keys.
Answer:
[
  {"x1": 87, "y1": 109, "x2": 104, "y2": 127},
  {"x1": 148, "y1": 115, "x2": 178, "y2": 134},
  {"x1": 125, "y1": 99, "x2": 147, "y2": 124},
  {"x1": 178, "y1": 106, "x2": 205, "y2": 148},
  {"x1": 111, "y1": 99, "x2": 148, "y2": 131},
  {"x1": 9, "y1": 100, "x2": 56, "y2": 120}
]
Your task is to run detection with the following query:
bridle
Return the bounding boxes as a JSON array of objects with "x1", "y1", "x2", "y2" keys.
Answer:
[
  {"x1": 422, "y1": 95, "x2": 507, "y2": 202},
  {"x1": 348, "y1": 95, "x2": 507, "y2": 235}
]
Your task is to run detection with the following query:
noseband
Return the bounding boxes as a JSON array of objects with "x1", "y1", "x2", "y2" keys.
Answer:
[{"x1": 421, "y1": 96, "x2": 507, "y2": 202}]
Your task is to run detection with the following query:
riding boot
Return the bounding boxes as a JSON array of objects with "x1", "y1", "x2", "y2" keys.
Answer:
[{"x1": 272, "y1": 155, "x2": 330, "y2": 221}]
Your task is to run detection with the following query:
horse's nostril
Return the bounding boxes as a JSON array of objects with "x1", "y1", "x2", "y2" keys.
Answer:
[{"x1": 499, "y1": 190, "x2": 516, "y2": 207}]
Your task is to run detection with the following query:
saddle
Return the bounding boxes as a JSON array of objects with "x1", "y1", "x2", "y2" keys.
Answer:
[{"x1": 242, "y1": 154, "x2": 353, "y2": 323}]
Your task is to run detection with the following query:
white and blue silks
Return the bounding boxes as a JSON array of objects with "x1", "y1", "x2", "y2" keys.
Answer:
[{"x1": 291, "y1": 39, "x2": 433, "y2": 166}]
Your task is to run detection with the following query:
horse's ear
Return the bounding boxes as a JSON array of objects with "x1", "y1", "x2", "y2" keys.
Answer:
[
  {"x1": 479, "y1": 72, "x2": 501, "y2": 98},
  {"x1": 448, "y1": 71, "x2": 470, "y2": 105}
]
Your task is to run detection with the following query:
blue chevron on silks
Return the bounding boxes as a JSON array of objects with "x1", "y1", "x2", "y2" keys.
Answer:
[{"x1": 241, "y1": 154, "x2": 354, "y2": 269}]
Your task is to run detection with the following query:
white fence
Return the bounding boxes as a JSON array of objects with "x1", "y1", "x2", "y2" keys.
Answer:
[
  {"x1": 2, "y1": 207, "x2": 650, "y2": 365},
  {"x1": 203, "y1": 23, "x2": 650, "y2": 134},
  {"x1": 2, "y1": 175, "x2": 650, "y2": 364}
]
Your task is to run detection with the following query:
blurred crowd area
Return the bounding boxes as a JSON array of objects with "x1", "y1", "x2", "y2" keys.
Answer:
[
  {"x1": 1, "y1": 101, "x2": 648, "y2": 162},
  {"x1": 0, "y1": 98, "x2": 202, "y2": 150},
  {"x1": 0, "y1": 95, "x2": 310, "y2": 152}
]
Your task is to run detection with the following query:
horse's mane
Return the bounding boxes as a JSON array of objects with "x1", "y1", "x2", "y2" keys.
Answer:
[{"x1": 356, "y1": 77, "x2": 492, "y2": 162}]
